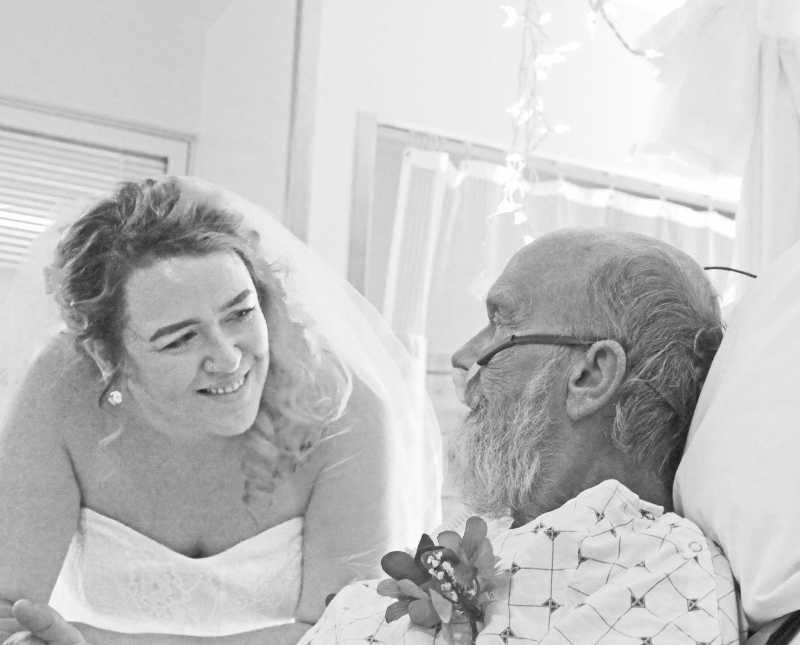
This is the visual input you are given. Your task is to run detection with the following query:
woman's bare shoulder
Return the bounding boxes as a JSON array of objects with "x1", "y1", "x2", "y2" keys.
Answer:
[
  {"x1": 5, "y1": 333, "x2": 105, "y2": 441},
  {"x1": 30, "y1": 332, "x2": 97, "y2": 380},
  {"x1": 314, "y1": 374, "x2": 389, "y2": 463}
]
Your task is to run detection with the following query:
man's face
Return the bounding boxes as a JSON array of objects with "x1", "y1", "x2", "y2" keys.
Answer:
[
  {"x1": 450, "y1": 349, "x2": 567, "y2": 519},
  {"x1": 450, "y1": 237, "x2": 594, "y2": 520}
]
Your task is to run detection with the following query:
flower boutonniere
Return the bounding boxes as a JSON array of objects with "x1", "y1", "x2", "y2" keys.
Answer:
[{"x1": 377, "y1": 517, "x2": 504, "y2": 643}]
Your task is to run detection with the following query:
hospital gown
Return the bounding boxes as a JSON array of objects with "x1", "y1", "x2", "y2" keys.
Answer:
[{"x1": 300, "y1": 480, "x2": 742, "y2": 645}]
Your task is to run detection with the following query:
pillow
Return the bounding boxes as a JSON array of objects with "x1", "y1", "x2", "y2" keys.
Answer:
[{"x1": 674, "y1": 238, "x2": 800, "y2": 631}]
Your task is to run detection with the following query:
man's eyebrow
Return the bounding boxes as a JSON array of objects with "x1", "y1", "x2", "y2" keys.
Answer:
[
  {"x1": 486, "y1": 288, "x2": 512, "y2": 311},
  {"x1": 148, "y1": 289, "x2": 253, "y2": 343}
]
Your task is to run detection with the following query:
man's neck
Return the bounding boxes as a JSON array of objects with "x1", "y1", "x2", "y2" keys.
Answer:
[{"x1": 510, "y1": 468, "x2": 673, "y2": 528}]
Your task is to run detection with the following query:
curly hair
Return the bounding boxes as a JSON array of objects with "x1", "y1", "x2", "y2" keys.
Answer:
[
  {"x1": 583, "y1": 240, "x2": 723, "y2": 484},
  {"x1": 49, "y1": 177, "x2": 351, "y2": 500}
]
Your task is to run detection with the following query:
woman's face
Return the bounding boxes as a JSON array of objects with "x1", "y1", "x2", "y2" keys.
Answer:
[{"x1": 118, "y1": 250, "x2": 270, "y2": 441}]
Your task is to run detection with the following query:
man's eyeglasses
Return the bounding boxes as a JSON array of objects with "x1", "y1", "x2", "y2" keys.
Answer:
[{"x1": 476, "y1": 334, "x2": 605, "y2": 367}]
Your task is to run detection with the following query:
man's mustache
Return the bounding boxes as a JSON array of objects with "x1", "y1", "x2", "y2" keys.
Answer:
[{"x1": 452, "y1": 363, "x2": 481, "y2": 407}]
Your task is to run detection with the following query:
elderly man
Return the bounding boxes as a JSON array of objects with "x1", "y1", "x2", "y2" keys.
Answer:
[
  {"x1": 295, "y1": 230, "x2": 739, "y2": 645},
  {"x1": 299, "y1": 229, "x2": 739, "y2": 645},
  {"x1": 7, "y1": 229, "x2": 739, "y2": 645},
  {"x1": 448, "y1": 227, "x2": 721, "y2": 525}
]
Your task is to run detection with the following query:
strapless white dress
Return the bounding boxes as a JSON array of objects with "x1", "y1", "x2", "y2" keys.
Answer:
[{"x1": 49, "y1": 508, "x2": 303, "y2": 636}]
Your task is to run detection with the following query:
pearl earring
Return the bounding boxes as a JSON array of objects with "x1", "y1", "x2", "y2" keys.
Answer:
[{"x1": 107, "y1": 390, "x2": 123, "y2": 406}]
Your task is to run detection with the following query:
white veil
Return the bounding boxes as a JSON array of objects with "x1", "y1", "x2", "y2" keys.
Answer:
[{"x1": 0, "y1": 177, "x2": 443, "y2": 548}]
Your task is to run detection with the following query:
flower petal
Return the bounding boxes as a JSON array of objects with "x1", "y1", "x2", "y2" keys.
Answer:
[
  {"x1": 436, "y1": 530, "x2": 463, "y2": 555},
  {"x1": 453, "y1": 561, "x2": 478, "y2": 589},
  {"x1": 408, "y1": 598, "x2": 440, "y2": 628},
  {"x1": 472, "y1": 538, "x2": 500, "y2": 574},
  {"x1": 382, "y1": 551, "x2": 429, "y2": 585},
  {"x1": 385, "y1": 600, "x2": 410, "y2": 623},
  {"x1": 415, "y1": 533, "x2": 436, "y2": 556},
  {"x1": 396, "y1": 579, "x2": 429, "y2": 600},
  {"x1": 418, "y1": 546, "x2": 460, "y2": 573},
  {"x1": 470, "y1": 539, "x2": 497, "y2": 571},
  {"x1": 429, "y1": 589, "x2": 454, "y2": 623},
  {"x1": 462, "y1": 516, "x2": 488, "y2": 560},
  {"x1": 377, "y1": 578, "x2": 402, "y2": 598}
]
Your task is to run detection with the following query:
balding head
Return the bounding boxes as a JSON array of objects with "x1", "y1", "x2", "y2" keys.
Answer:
[{"x1": 496, "y1": 229, "x2": 717, "y2": 333}]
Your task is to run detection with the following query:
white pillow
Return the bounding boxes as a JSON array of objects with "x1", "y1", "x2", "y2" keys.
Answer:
[{"x1": 674, "y1": 238, "x2": 800, "y2": 630}]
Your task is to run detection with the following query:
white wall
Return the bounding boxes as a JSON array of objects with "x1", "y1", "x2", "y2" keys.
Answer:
[
  {"x1": 0, "y1": 0, "x2": 686, "y2": 276},
  {"x1": 307, "y1": 0, "x2": 674, "y2": 275},
  {"x1": 194, "y1": 0, "x2": 296, "y2": 216},
  {"x1": 0, "y1": 0, "x2": 229, "y2": 133},
  {"x1": 0, "y1": 0, "x2": 294, "y2": 218}
]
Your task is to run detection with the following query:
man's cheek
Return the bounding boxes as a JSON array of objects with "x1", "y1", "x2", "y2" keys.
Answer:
[{"x1": 480, "y1": 369, "x2": 517, "y2": 398}]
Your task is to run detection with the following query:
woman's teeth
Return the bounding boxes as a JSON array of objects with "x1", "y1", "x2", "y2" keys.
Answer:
[{"x1": 203, "y1": 374, "x2": 246, "y2": 395}]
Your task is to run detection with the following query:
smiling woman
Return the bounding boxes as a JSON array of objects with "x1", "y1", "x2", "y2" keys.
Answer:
[
  {"x1": 0, "y1": 177, "x2": 441, "y2": 645},
  {"x1": 118, "y1": 252, "x2": 271, "y2": 441}
]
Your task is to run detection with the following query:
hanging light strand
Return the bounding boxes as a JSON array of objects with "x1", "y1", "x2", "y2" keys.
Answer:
[
  {"x1": 587, "y1": 0, "x2": 662, "y2": 59},
  {"x1": 497, "y1": 1, "x2": 661, "y2": 221},
  {"x1": 497, "y1": 1, "x2": 576, "y2": 219}
]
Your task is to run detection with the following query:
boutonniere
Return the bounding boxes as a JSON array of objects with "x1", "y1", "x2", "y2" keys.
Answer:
[{"x1": 377, "y1": 517, "x2": 504, "y2": 643}]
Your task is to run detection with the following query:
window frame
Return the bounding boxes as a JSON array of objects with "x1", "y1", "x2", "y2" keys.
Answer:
[{"x1": 0, "y1": 98, "x2": 193, "y2": 176}]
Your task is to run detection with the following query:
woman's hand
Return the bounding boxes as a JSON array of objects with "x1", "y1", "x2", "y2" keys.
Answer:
[{"x1": 2, "y1": 600, "x2": 89, "y2": 645}]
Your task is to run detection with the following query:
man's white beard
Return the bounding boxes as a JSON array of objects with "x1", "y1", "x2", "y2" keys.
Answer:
[{"x1": 450, "y1": 353, "x2": 564, "y2": 519}]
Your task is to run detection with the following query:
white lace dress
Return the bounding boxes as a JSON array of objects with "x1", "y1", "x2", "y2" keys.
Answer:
[{"x1": 49, "y1": 509, "x2": 303, "y2": 636}]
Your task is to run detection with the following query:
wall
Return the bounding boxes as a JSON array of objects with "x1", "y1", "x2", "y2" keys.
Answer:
[
  {"x1": 0, "y1": 0, "x2": 228, "y2": 133},
  {"x1": 0, "y1": 0, "x2": 295, "y2": 220},
  {"x1": 0, "y1": 0, "x2": 226, "y2": 305},
  {"x1": 0, "y1": 0, "x2": 687, "y2": 273},
  {"x1": 307, "y1": 0, "x2": 679, "y2": 275},
  {"x1": 194, "y1": 0, "x2": 296, "y2": 215}
]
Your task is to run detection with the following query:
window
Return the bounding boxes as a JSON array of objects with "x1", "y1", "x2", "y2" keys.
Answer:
[{"x1": 0, "y1": 99, "x2": 192, "y2": 299}]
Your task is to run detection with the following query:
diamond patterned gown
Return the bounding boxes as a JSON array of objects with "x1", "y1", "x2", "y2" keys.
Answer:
[{"x1": 300, "y1": 481, "x2": 742, "y2": 645}]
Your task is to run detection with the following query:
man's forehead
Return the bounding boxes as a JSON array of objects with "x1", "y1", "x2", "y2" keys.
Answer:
[{"x1": 487, "y1": 235, "x2": 596, "y2": 323}]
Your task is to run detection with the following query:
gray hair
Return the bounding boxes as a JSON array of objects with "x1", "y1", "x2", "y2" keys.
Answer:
[{"x1": 586, "y1": 244, "x2": 722, "y2": 480}]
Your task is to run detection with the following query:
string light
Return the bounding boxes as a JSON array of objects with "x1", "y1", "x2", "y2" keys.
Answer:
[
  {"x1": 497, "y1": 0, "x2": 662, "y2": 222},
  {"x1": 496, "y1": 3, "x2": 582, "y2": 218},
  {"x1": 496, "y1": 0, "x2": 557, "y2": 218},
  {"x1": 586, "y1": 0, "x2": 663, "y2": 58}
]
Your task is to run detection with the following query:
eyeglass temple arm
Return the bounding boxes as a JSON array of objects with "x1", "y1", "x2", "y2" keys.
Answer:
[{"x1": 475, "y1": 334, "x2": 598, "y2": 367}]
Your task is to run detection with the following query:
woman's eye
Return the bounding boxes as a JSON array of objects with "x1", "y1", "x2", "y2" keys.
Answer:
[{"x1": 162, "y1": 332, "x2": 196, "y2": 351}]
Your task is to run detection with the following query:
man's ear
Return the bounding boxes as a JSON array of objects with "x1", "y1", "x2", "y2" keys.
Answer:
[
  {"x1": 565, "y1": 340, "x2": 627, "y2": 421},
  {"x1": 81, "y1": 338, "x2": 116, "y2": 382}
]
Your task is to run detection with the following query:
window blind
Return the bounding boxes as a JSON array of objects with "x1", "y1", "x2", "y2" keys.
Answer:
[{"x1": 0, "y1": 126, "x2": 167, "y2": 268}]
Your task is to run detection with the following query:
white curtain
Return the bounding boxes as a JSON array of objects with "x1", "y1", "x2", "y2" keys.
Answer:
[
  {"x1": 380, "y1": 148, "x2": 461, "y2": 376},
  {"x1": 640, "y1": 0, "x2": 800, "y2": 275},
  {"x1": 383, "y1": 152, "x2": 736, "y2": 364},
  {"x1": 737, "y1": 37, "x2": 800, "y2": 273}
]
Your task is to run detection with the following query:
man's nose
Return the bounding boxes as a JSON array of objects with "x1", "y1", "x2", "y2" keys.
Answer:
[
  {"x1": 451, "y1": 330, "x2": 488, "y2": 371},
  {"x1": 451, "y1": 331, "x2": 490, "y2": 406}
]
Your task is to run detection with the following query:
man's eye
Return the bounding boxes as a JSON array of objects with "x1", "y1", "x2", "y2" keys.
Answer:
[
  {"x1": 491, "y1": 312, "x2": 507, "y2": 328},
  {"x1": 162, "y1": 332, "x2": 196, "y2": 351}
]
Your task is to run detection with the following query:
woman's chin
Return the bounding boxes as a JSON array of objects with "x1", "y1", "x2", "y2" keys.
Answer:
[{"x1": 203, "y1": 400, "x2": 262, "y2": 438}]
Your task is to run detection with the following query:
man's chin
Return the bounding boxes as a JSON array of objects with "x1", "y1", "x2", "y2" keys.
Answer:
[
  {"x1": 449, "y1": 417, "x2": 512, "y2": 518},
  {"x1": 450, "y1": 393, "x2": 550, "y2": 519}
]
